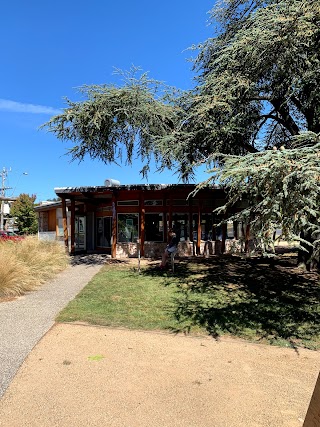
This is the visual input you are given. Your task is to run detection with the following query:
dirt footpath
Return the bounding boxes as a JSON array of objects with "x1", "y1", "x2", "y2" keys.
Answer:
[{"x1": 0, "y1": 323, "x2": 319, "y2": 427}]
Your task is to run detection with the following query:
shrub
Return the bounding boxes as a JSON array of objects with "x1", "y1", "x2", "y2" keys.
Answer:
[{"x1": 0, "y1": 237, "x2": 69, "y2": 297}]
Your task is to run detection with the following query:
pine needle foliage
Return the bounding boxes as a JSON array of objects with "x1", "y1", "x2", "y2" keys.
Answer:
[
  {"x1": 190, "y1": 0, "x2": 320, "y2": 266},
  {"x1": 42, "y1": 67, "x2": 183, "y2": 178},
  {"x1": 201, "y1": 132, "x2": 320, "y2": 261},
  {"x1": 192, "y1": 0, "x2": 320, "y2": 153},
  {"x1": 42, "y1": 1, "x2": 320, "y2": 181}
]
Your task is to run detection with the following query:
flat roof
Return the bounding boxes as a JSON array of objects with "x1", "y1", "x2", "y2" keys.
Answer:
[
  {"x1": 54, "y1": 183, "x2": 219, "y2": 195},
  {"x1": 0, "y1": 196, "x2": 17, "y2": 202}
]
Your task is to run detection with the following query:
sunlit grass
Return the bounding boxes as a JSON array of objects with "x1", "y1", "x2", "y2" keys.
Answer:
[
  {"x1": 57, "y1": 262, "x2": 194, "y2": 332},
  {"x1": 0, "y1": 236, "x2": 69, "y2": 297},
  {"x1": 57, "y1": 257, "x2": 320, "y2": 350}
]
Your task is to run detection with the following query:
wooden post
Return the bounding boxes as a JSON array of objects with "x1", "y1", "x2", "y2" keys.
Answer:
[
  {"x1": 137, "y1": 239, "x2": 141, "y2": 273},
  {"x1": 171, "y1": 250, "x2": 177, "y2": 273},
  {"x1": 140, "y1": 193, "x2": 145, "y2": 257},
  {"x1": 163, "y1": 196, "x2": 168, "y2": 241},
  {"x1": 212, "y1": 216, "x2": 217, "y2": 241},
  {"x1": 221, "y1": 222, "x2": 227, "y2": 254},
  {"x1": 303, "y1": 372, "x2": 320, "y2": 427},
  {"x1": 197, "y1": 202, "x2": 201, "y2": 255},
  {"x1": 189, "y1": 207, "x2": 193, "y2": 240},
  {"x1": 168, "y1": 195, "x2": 172, "y2": 230},
  {"x1": 61, "y1": 198, "x2": 69, "y2": 252},
  {"x1": 111, "y1": 194, "x2": 117, "y2": 258},
  {"x1": 189, "y1": 198, "x2": 194, "y2": 256},
  {"x1": 70, "y1": 199, "x2": 75, "y2": 255},
  {"x1": 244, "y1": 223, "x2": 251, "y2": 253},
  {"x1": 233, "y1": 221, "x2": 238, "y2": 239}
]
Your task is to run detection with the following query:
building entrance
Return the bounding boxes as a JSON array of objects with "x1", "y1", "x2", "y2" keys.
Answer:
[{"x1": 96, "y1": 216, "x2": 112, "y2": 248}]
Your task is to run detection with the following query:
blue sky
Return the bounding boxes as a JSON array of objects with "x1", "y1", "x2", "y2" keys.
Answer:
[{"x1": 0, "y1": 0, "x2": 215, "y2": 201}]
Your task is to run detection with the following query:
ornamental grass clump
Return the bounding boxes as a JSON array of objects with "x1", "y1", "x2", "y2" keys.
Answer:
[{"x1": 0, "y1": 236, "x2": 69, "y2": 297}]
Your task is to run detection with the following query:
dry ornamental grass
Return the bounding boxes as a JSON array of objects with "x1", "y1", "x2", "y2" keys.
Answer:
[{"x1": 0, "y1": 236, "x2": 69, "y2": 298}]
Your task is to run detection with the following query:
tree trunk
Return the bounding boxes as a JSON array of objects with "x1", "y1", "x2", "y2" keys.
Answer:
[{"x1": 271, "y1": 98, "x2": 300, "y2": 136}]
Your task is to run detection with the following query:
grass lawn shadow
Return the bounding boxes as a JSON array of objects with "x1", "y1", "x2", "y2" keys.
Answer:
[{"x1": 142, "y1": 254, "x2": 320, "y2": 349}]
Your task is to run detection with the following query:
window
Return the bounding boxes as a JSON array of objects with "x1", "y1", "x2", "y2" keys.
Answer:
[
  {"x1": 171, "y1": 213, "x2": 190, "y2": 241},
  {"x1": 118, "y1": 214, "x2": 139, "y2": 242},
  {"x1": 145, "y1": 213, "x2": 164, "y2": 241},
  {"x1": 203, "y1": 199, "x2": 214, "y2": 208},
  {"x1": 236, "y1": 222, "x2": 245, "y2": 239},
  {"x1": 144, "y1": 200, "x2": 163, "y2": 206},
  {"x1": 166, "y1": 199, "x2": 189, "y2": 206},
  {"x1": 210, "y1": 217, "x2": 236, "y2": 240},
  {"x1": 97, "y1": 206, "x2": 112, "y2": 212},
  {"x1": 192, "y1": 213, "x2": 214, "y2": 241},
  {"x1": 213, "y1": 199, "x2": 226, "y2": 208},
  {"x1": 227, "y1": 220, "x2": 235, "y2": 238},
  {"x1": 39, "y1": 212, "x2": 48, "y2": 232},
  {"x1": 56, "y1": 208, "x2": 71, "y2": 237},
  {"x1": 117, "y1": 200, "x2": 139, "y2": 206}
]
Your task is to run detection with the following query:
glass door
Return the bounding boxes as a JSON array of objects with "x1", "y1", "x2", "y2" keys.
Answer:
[
  {"x1": 75, "y1": 216, "x2": 86, "y2": 251},
  {"x1": 96, "y1": 217, "x2": 112, "y2": 247}
]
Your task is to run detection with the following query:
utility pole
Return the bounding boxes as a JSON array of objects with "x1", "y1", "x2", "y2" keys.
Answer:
[{"x1": 0, "y1": 167, "x2": 12, "y2": 231}]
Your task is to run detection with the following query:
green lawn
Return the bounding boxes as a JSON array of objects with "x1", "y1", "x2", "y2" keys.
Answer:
[
  {"x1": 57, "y1": 260, "x2": 193, "y2": 332},
  {"x1": 57, "y1": 256, "x2": 320, "y2": 350}
]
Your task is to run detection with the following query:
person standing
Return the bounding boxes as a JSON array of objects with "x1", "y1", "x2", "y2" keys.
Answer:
[{"x1": 160, "y1": 228, "x2": 178, "y2": 268}]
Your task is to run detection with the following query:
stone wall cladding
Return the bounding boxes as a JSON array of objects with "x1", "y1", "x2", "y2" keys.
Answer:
[
  {"x1": 117, "y1": 239, "x2": 241, "y2": 258},
  {"x1": 116, "y1": 242, "x2": 139, "y2": 258},
  {"x1": 177, "y1": 241, "x2": 194, "y2": 256},
  {"x1": 144, "y1": 242, "x2": 167, "y2": 258},
  {"x1": 225, "y1": 239, "x2": 243, "y2": 253}
]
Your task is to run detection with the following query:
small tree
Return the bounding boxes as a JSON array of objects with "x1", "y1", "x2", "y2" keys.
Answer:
[{"x1": 10, "y1": 194, "x2": 38, "y2": 235}]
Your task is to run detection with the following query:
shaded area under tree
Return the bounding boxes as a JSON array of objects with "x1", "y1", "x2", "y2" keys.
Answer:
[{"x1": 143, "y1": 252, "x2": 320, "y2": 349}]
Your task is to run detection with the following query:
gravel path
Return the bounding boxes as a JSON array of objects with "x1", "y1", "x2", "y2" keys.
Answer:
[
  {"x1": 0, "y1": 324, "x2": 319, "y2": 426},
  {"x1": 0, "y1": 255, "x2": 107, "y2": 398}
]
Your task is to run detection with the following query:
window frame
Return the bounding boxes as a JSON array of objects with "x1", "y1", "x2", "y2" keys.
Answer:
[{"x1": 117, "y1": 213, "x2": 139, "y2": 243}]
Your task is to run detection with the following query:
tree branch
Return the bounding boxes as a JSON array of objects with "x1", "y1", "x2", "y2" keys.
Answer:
[
  {"x1": 270, "y1": 99, "x2": 300, "y2": 136},
  {"x1": 261, "y1": 113, "x2": 288, "y2": 128},
  {"x1": 290, "y1": 94, "x2": 303, "y2": 112}
]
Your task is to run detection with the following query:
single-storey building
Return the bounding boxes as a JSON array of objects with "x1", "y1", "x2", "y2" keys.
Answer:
[{"x1": 35, "y1": 182, "x2": 247, "y2": 258}]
